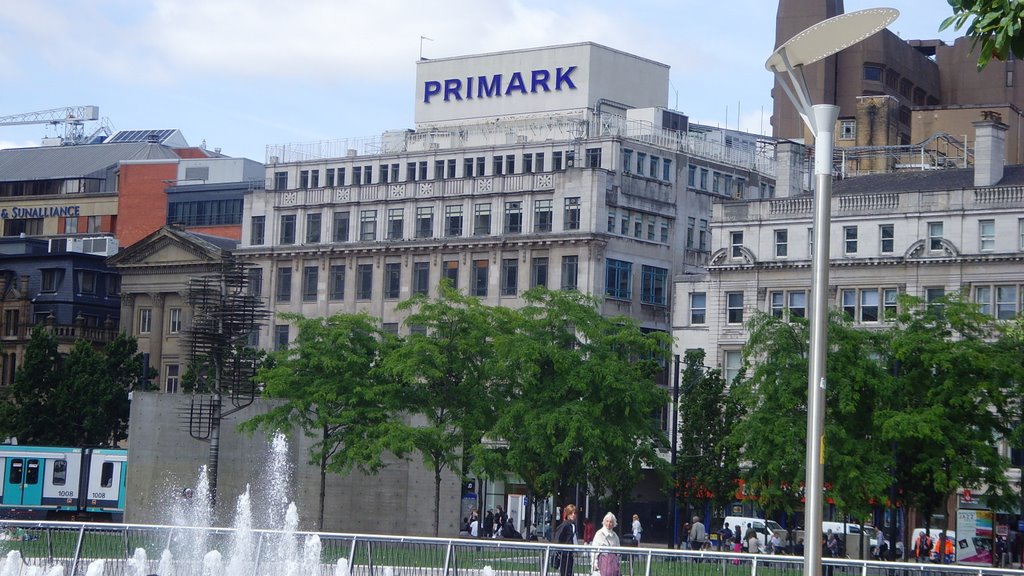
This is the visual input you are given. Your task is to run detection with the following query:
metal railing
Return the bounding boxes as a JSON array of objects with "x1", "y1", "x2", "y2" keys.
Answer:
[{"x1": 0, "y1": 521, "x2": 1017, "y2": 576}]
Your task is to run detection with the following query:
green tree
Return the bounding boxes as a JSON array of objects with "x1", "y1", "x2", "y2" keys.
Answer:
[
  {"x1": 482, "y1": 288, "x2": 670, "y2": 534},
  {"x1": 0, "y1": 326, "x2": 62, "y2": 443},
  {"x1": 379, "y1": 283, "x2": 500, "y2": 536},
  {"x1": 878, "y1": 293, "x2": 1020, "y2": 537},
  {"x1": 100, "y1": 332, "x2": 148, "y2": 443},
  {"x1": 942, "y1": 0, "x2": 1024, "y2": 69},
  {"x1": 731, "y1": 311, "x2": 891, "y2": 523},
  {"x1": 675, "y1": 348, "x2": 743, "y2": 526},
  {"x1": 241, "y1": 312, "x2": 401, "y2": 530}
]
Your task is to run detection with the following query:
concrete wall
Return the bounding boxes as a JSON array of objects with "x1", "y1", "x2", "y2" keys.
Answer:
[{"x1": 125, "y1": 391, "x2": 462, "y2": 535}]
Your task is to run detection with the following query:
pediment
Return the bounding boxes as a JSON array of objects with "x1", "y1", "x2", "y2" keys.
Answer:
[{"x1": 109, "y1": 228, "x2": 228, "y2": 269}]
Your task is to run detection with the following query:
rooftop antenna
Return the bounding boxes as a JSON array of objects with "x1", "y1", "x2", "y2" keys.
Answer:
[{"x1": 420, "y1": 35, "x2": 434, "y2": 60}]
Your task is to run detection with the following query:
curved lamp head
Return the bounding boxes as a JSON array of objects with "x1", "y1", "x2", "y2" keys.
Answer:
[
  {"x1": 766, "y1": 8, "x2": 899, "y2": 72},
  {"x1": 766, "y1": 7, "x2": 899, "y2": 135}
]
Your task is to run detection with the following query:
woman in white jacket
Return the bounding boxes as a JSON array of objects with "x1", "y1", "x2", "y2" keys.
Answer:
[{"x1": 591, "y1": 512, "x2": 621, "y2": 576}]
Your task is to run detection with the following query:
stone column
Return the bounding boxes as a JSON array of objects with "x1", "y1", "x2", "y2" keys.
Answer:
[
  {"x1": 120, "y1": 294, "x2": 136, "y2": 334},
  {"x1": 149, "y1": 293, "x2": 165, "y2": 388}
]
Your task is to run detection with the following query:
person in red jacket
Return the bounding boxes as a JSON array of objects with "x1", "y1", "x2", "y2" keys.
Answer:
[{"x1": 583, "y1": 517, "x2": 596, "y2": 544}]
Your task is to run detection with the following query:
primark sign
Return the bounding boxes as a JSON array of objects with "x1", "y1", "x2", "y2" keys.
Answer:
[{"x1": 422, "y1": 66, "x2": 578, "y2": 103}]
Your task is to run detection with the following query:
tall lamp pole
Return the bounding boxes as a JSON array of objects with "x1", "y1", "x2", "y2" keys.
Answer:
[{"x1": 765, "y1": 8, "x2": 898, "y2": 576}]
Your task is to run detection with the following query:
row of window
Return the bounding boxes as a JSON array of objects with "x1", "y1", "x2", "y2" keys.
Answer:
[
  {"x1": 261, "y1": 256, "x2": 579, "y2": 303},
  {"x1": 254, "y1": 256, "x2": 669, "y2": 308},
  {"x1": 137, "y1": 307, "x2": 183, "y2": 335},
  {"x1": 622, "y1": 149, "x2": 672, "y2": 181},
  {"x1": 62, "y1": 215, "x2": 106, "y2": 235},
  {"x1": 40, "y1": 269, "x2": 120, "y2": 297},
  {"x1": 606, "y1": 209, "x2": 671, "y2": 243},
  {"x1": 167, "y1": 199, "x2": 243, "y2": 227},
  {"x1": 689, "y1": 286, "x2": 905, "y2": 326},
  {"x1": 731, "y1": 219, "x2": 1024, "y2": 260},
  {"x1": 251, "y1": 198, "x2": 584, "y2": 246},
  {"x1": 687, "y1": 164, "x2": 746, "y2": 197},
  {"x1": 274, "y1": 149, "x2": 603, "y2": 190}
]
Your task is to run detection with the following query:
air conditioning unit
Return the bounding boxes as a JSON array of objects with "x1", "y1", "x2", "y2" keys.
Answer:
[{"x1": 81, "y1": 236, "x2": 120, "y2": 256}]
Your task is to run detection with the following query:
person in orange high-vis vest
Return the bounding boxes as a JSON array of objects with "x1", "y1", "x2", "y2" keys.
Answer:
[
  {"x1": 933, "y1": 536, "x2": 954, "y2": 564},
  {"x1": 913, "y1": 533, "x2": 932, "y2": 562}
]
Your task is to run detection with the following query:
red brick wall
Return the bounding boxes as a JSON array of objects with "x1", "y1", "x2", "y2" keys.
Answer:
[
  {"x1": 117, "y1": 163, "x2": 177, "y2": 247},
  {"x1": 187, "y1": 224, "x2": 242, "y2": 241}
]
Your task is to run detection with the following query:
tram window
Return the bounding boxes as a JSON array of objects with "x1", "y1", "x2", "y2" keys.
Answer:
[
  {"x1": 9, "y1": 459, "x2": 23, "y2": 484},
  {"x1": 100, "y1": 462, "x2": 114, "y2": 488},
  {"x1": 52, "y1": 459, "x2": 67, "y2": 486},
  {"x1": 26, "y1": 460, "x2": 39, "y2": 484}
]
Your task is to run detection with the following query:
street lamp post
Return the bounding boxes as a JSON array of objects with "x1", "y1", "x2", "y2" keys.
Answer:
[{"x1": 766, "y1": 8, "x2": 898, "y2": 576}]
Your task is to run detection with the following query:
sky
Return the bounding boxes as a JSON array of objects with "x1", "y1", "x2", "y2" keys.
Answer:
[{"x1": 0, "y1": 0, "x2": 965, "y2": 163}]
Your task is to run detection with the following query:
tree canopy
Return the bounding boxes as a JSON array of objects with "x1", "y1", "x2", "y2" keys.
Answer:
[{"x1": 942, "y1": 0, "x2": 1024, "y2": 69}]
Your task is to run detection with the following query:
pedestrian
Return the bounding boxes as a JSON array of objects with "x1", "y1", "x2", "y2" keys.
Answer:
[
  {"x1": 913, "y1": 532, "x2": 932, "y2": 562},
  {"x1": 744, "y1": 523, "x2": 758, "y2": 553},
  {"x1": 592, "y1": 512, "x2": 621, "y2": 576},
  {"x1": 689, "y1": 515, "x2": 706, "y2": 551},
  {"x1": 718, "y1": 522, "x2": 734, "y2": 551},
  {"x1": 469, "y1": 514, "x2": 479, "y2": 537},
  {"x1": 555, "y1": 504, "x2": 578, "y2": 576},
  {"x1": 583, "y1": 517, "x2": 596, "y2": 545},
  {"x1": 996, "y1": 535, "x2": 1009, "y2": 568},
  {"x1": 632, "y1": 514, "x2": 643, "y2": 545},
  {"x1": 484, "y1": 509, "x2": 494, "y2": 538}
]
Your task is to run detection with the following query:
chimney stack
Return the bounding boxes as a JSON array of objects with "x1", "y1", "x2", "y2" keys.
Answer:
[
  {"x1": 973, "y1": 112, "x2": 1008, "y2": 187},
  {"x1": 774, "y1": 140, "x2": 808, "y2": 197}
]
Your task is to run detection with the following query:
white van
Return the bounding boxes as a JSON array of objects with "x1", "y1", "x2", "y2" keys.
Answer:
[
  {"x1": 821, "y1": 521, "x2": 878, "y2": 545},
  {"x1": 724, "y1": 516, "x2": 787, "y2": 553}
]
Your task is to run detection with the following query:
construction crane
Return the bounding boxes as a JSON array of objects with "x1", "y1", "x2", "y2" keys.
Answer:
[{"x1": 0, "y1": 105, "x2": 111, "y2": 145}]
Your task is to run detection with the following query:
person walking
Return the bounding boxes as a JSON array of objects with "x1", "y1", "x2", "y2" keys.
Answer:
[
  {"x1": 631, "y1": 514, "x2": 643, "y2": 546},
  {"x1": 555, "y1": 504, "x2": 578, "y2": 576},
  {"x1": 689, "y1": 515, "x2": 707, "y2": 551},
  {"x1": 591, "y1": 512, "x2": 621, "y2": 576}
]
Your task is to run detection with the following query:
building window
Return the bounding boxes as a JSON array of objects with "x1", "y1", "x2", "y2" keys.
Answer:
[
  {"x1": 730, "y1": 231, "x2": 744, "y2": 258},
  {"x1": 647, "y1": 215, "x2": 656, "y2": 240},
  {"x1": 474, "y1": 203, "x2": 491, "y2": 235},
  {"x1": 883, "y1": 288, "x2": 898, "y2": 320},
  {"x1": 633, "y1": 215, "x2": 643, "y2": 238},
  {"x1": 623, "y1": 149, "x2": 633, "y2": 173},
  {"x1": 504, "y1": 201, "x2": 523, "y2": 234},
  {"x1": 443, "y1": 260, "x2": 459, "y2": 289},
  {"x1": 535, "y1": 152, "x2": 545, "y2": 172},
  {"x1": 384, "y1": 263, "x2": 401, "y2": 299},
  {"x1": 416, "y1": 207, "x2": 434, "y2": 238},
  {"x1": 700, "y1": 168, "x2": 709, "y2": 190},
  {"x1": 165, "y1": 364, "x2": 180, "y2": 394},
  {"x1": 493, "y1": 156, "x2": 503, "y2": 176},
  {"x1": 726, "y1": 292, "x2": 744, "y2": 324},
  {"x1": 274, "y1": 325, "x2": 289, "y2": 351},
  {"x1": 471, "y1": 260, "x2": 488, "y2": 297},
  {"x1": 723, "y1": 350, "x2": 742, "y2": 384},
  {"x1": 357, "y1": 264, "x2": 373, "y2": 300},
  {"x1": 864, "y1": 64, "x2": 883, "y2": 81},
  {"x1": 660, "y1": 219, "x2": 669, "y2": 243},
  {"x1": 687, "y1": 165, "x2": 696, "y2": 187},
  {"x1": 844, "y1": 225, "x2": 858, "y2": 254},
  {"x1": 250, "y1": 216, "x2": 265, "y2": 245},
  {"x1": 640, "y1": 265, "x2": 668, "y2": 306},
  {"x1": 247, "y1": 267, "x2": 262, "y2": 298},
  {"x1": 635, "y1": 152, "x2": 646, "y2": 175},
  {"x1": 299, "y1": 170, "x2": 309, "y2": 188},
  {"x1": 139, "y1": 308, "x2": 152, "y2": 334},
  {"x1": 274, "y1": 171, "x2": 287, "y2": 190},
  {"x1": 839, "y1": 120, "x2": 856, "y2": 140},
  {"x1": 586, "y1": 148, "x2": 602, "y2": 168},
  {"x1": 329, "y1": 264, "x2": 345, "y2": 300},
  {"x1": 333, "y1": 211, "x2": 350, "y2": 242},
  {"x1": 662, "y1": 158, "x2": 672, "y2": 181},
  {"x1": 388, "y1": 208, "x2": 405, "y2": 240},
  {"x1": 564, "y1": 197, "x2": 581, "y2": 230},
  {"x1": 279, "y1": 215, "x2": 296, "y2": 245},
  {"x1": 169, "y1": 308, "x2": 182, "y2": 334},
  {"x1": 686, "y1": 217, "x2": 695, "y2": 248},
  {"x1": 789, "y1": 291, "x2": 807, "y2": 318},
  {"x1": 605, "y1": 259, "x2": 632, "y2": 300},
  {"x1": 64, "y1": 216, "x2": 78, "y2": 234},
  {"x1": 608, "y1": 209, "x2": 617, "y2": 234},
  {"x1": 78, "y1": 270, "x2": 96, "y2": 294},
  {"x1": 501, "y1": 259, "x2": 518, "y2": 296},
  {"x1": 880, "y1": 224, "x2": 894, "y2": 254},
  {"x1": 434, "y1": 160, "x2": 444, "y2": 180},
  {"x1": 533, "y1": 199, "x2": 553, "y2": 232},
  {"x1": 976, "y1": 284, "x2": 1019, "y2": 319},
  {"x1": 418, "y1": 161, "x2": 428, "y2": 180},
  {"x1": 843, "y1": 287, "x2": 898, "y2": 322},
  {"x1": 360, "y1": 210, "x2": 377, "y2": 241},
  {"x1": 775, "y1": 229, "x2": 788, "y2": 257},
  {"x1": 413, "y1": 262, "x2": 430, "y2": 296},
  {"x1": 505, "y1": 154, "x2": 515, "y2": 174},
  {"x1": 979, "y1": 219, "x2": 995, "y2": 252},
  {"x1": 445, "y1": 205, "x2": 463, "y2": 237},
  {"x1": 699, "y1": 220, "x2": 708, "y2": 251},
  {"x1": 531, "y1": 257, "x2": 548, "y2": 288},
  {"x1": 337, "y1": 167, "x2": 346, "y2": 186},
  {"x1": 928, "y1": 222, "x2": 943, "y2": 250},
  {"x1": 326, "y1": 168, "x2": 335, "y2": 187},
  {"x1": 523, "y1": 153, "x2": 534, "y2": 174},
  {"x1": 276, "y1": 266, "x2": 292, "y2": 302},
  {"x1": 306, "y1": 213, "x2": 321, "y2": 244},
  {"x1": 690, "y1": 292, "x2": 706, "y2": 324},
  {"x1": 302, "y1": 265, "x2": 318, "y2": 302},
  {"x1": 42, "y1": 269, "x2": 58, "y2": 292},
  {"x1": 560, "y1": 255, "x2": 578, "y2": 291},
  {"x1": 770, "y1": 290, "x2": 806, "y2": 319},
  {"x1": 553, "y1": 151, "x2": 563, "y2": 170}
]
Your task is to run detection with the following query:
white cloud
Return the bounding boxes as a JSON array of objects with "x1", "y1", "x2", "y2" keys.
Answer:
[{"x1": 0, "y1": 139, "x2": 39, "y2": 151}]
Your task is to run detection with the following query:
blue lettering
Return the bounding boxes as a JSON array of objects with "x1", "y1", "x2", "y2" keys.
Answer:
[
  {"x1": 555, "y1": 66, "x2": 577, "y2": 90},
  {"x1": 477, "y1": 74, "x2": 502, "y2": 98},
  {"x1": 465, "y1": 76, "x2": 474, "y2": 99},
  {"x1": 423, "y1": 80, "x2": 442, "y2": 103},
  {"x1": 504, "y1": 72, "x2": 527, "y2": 96},
  {"x1": 444, "y1": 79, "x2": 463, "y2": 102},
  {"x1": 530, "y1": 69, "x2": 551, "y2": 93}
]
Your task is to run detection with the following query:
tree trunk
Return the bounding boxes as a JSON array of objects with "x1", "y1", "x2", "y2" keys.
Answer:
[
  {"x1": 318, "y1": 424, "x2": 328, "y2": 531},
  {"x1": 433, "y1": 462, "x2": 442, "y2": 536}
]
